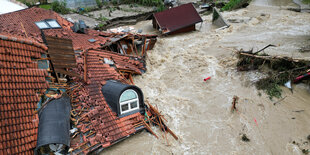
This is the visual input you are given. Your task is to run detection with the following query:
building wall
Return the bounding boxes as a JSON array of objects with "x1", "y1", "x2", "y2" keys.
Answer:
[{"x1": 53, "y1": 0, "x2": 98, "y2": 9}]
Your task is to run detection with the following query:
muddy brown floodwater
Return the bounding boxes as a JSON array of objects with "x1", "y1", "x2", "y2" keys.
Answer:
[{"x1": 101, "y1": 0, "x2": 310, "y2": 154}]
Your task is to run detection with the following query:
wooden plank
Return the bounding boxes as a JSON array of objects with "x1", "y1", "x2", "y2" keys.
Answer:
[
  {"x1": 48, "y1": 49, "x2": 75, "y2": 54},
  {"x1": 55, "y1": 69, "x2": 82, "y2": 79},
  {"x1": 47, "y1": 45, "x2": 74, "y2": 51},
  {"x1": 53, "y1": 64, "x2": 77, "y2": 68},
  {"x1": 142, "y1": 120, "x2": 158, "y2": 139},
  {"x1": 50, "y1": 58, "x2": 76, "y2": 62},
  {"x1": 46, "y1": 36, "x2": 77, "y2": 70},
  {"x1": 46, "y1": 36, "x2": 72, "y2": 43},
  {"x1": 49, "y1": 55, "x2": 76, "y2": 59}
]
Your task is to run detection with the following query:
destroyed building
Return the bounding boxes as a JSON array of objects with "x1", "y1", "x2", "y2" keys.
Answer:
[
  {"x1": 153, "y1": 3, "x2": 203, "y2": 35},
  {"x1": 0, "y1": 7, "x2": 159, "y2": 154}
]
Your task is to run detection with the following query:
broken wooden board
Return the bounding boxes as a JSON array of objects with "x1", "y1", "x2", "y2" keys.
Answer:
[
  {"x1": 46, "y1": 36, "x2": 77, "y2": 69},
  {"x1": 45, "y1": 36, "x2": 80, "y2": 79}
]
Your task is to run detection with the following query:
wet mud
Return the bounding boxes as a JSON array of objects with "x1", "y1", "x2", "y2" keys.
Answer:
[{"x1": 102, "y1": 0, "x2": 310, "y2": 154}]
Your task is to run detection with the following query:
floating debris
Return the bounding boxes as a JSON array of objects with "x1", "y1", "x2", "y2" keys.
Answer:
[
  {"x1": 236, "y1": 46, "x2": 310, "y2": 99},
  {"x1": 241, "y1": 134, "x2": 250, "y2": 142},
  {"x1": 231, "y1": 95, "x2": 239, "y2": 112},
  {"x1": 212, "y1": 7, "x2": 229, "y2": 28}
]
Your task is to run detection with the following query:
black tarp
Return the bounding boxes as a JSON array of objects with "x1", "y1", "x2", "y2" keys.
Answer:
[
  {"x1": 36, "y1": 94, "x2": 71, "y2": 151},
  {"x1": 101, "y1": 80, "x2": 145, "y2": 117}
]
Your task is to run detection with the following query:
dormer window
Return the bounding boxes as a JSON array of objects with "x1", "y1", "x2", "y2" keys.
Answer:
[
  {"x1": 120, "y1": 89, "x2": 139, "y2": 114},
  {"x1": 101, "y1": 80, "x2": 145, "y2": 117},
  {"x1": 35, "y1": 19, "x2": 61, "y2": 29}
]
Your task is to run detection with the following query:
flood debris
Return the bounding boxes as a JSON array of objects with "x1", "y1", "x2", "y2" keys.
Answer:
[
  {"x1": 293, "y1": 110, "x2": 305, "y2": 113},
  {"x1": 300, "y1": 45, "x2": 310, "y2": 53},
  {"x1": 273, "y1": 96, "x2": 287, "y2": 105},
  {"x1": 152, "y1": 3, "x2": 203, "y2": 35},
  {"x1": 102, "y1": 33, "x2": 157, "y2": 57},
  {"x1": 212, "y1": 7, "x2": 229, "y2": 29},
  {"x1": 164, "y1": 0, "x2": 178, "y2": 8},
  {"x1": 237, "y1": 46, "x2": 310, "y2": 99},
  {"x1": 145, "y1": 102, "x2": 178, "y2": 144},
  {"x1": 241, "y1": 134, "x2": 250, "y2": 142},
  {"x1": 231, "y1": 95, "x2": 239, "y2": 112},
  {"x1": 204, "y1": 76, "x2": 211, "y2": 81}
]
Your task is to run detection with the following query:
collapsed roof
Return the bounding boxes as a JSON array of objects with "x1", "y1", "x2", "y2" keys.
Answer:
[{"x1": 0, "y1": 7, "x2": 158, "y2": 155}]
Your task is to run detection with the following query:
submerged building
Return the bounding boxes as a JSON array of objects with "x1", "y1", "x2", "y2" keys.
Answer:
[{"x1": 152, "y1": 3, "x2": 203, "y2": 35}]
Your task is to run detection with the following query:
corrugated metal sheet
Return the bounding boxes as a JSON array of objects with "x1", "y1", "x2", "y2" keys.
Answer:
[{"x1": 153, "y1": 3, "x2": 202, "y2": 34}]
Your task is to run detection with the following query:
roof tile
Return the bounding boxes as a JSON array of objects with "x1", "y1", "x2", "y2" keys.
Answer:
[{"x1": 0, "y1": 34, "x2": 48, "y2": 154}]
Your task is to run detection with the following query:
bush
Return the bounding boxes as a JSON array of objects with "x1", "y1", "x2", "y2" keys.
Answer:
[
  {"x1": 121, "y1": 0, "x2": 163, "y2": 7},
  {"x1": 52, "y1": 1, "x2": 70, "y2": 14},
  {"x1": 303, "y1": 0, "x2": 310, "y2": 4},
  {"x1": 96, "y1": 0, "x2": 103, "y2": 8},
  {"x1": 39, "y1": 4, "x2": 52, "y2": 10},
  {"x1": 221, "y1": 0, "x2": 251, "y2": 11},
  {"x1": 17, "y1": 0, "x2": 34, "y2": 7}
]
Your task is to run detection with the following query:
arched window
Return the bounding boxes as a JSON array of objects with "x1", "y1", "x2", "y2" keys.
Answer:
[{"x1": 119, "y1": 89, "x2": 139, "y2": 114}]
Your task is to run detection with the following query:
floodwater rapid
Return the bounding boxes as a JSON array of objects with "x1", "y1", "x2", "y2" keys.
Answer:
[{"x1": 102, "y1": 0, "x2": 310, "y2": 154}]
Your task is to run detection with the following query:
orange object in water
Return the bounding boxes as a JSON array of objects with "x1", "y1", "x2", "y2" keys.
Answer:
[{"x1": 204, "y1": 76, "x2": 211, "y2": 81}]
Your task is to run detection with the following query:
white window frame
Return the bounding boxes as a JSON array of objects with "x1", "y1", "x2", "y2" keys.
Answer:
[
  {"x1": 35, "y1": 19, "x2": 61, "y2": 29},
  {"x1": 120, "y1": 89, "x2": 139, "y2": 115}
]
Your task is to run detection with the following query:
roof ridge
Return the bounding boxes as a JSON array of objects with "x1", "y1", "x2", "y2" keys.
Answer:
[{"x1": 0, "y1": 33, "x2": 48, "y2": 50}]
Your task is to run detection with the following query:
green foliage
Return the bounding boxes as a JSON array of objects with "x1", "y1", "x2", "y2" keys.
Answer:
[
  {"x1": 96, "y1": 0, "x2": 103, "y2": 8},
  {"x1": 303, "y1": 0, "x2": 310, "y2": 4},
  {"x1": 112, "y1": 0, "x2": 119, "y2": 5},
  {"x1": 120, "y1": 0, "x2": 164, "y2": 11},
  {"x1": 221, "y1": 0, "x2": 251, "y2": 11},
  {"x1": 98, "y1": 14, "x2": 108, "y2": 21},
  {"x1": 52, "y1": 1, "x2": 70, "y2": 14},
  {"x1": 17, "y1": 0, "x2": 35, "y2": 7},
  {"x1": 256, "y1": 80, "x2": 282, "y2": 100},
  {"x1": 95, "y1": 23, "x2": 106, "y2": 30},
  {"x1": 237, "y1": 52, "x2": 310, "y2": 100},
  {"x1": 39, "y1": 4, "x2": 52, "y2": 10},
  {"x1": 156, "y1": 3, "x2": 165, "y2": 12}
]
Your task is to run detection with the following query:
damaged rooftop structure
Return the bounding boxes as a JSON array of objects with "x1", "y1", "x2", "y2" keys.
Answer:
[
  {"x1": 152, "y1": 3, "x2": 203, "y2": 35},
  {"x1": 0, "y1": 7, "x2": 177, "y2": 155}
]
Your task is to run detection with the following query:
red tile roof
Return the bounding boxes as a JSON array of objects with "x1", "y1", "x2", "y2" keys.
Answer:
[
  {"x1": 69, "y1": 50, "x2": 145, "y2": 154},
  {"x1": 0, "y1": 7, "x2": 72, "y2": 43},
  {"x1": 43, "y1": 29, "x2": 109, "y2": 51},
  {"x1": 153, "y1": 3, "x2": 202, "y2": 34},
  {"x1": 0, "y1": 34, "x2": 49, "y2": 154},
  {"x1": 0, "y1": 7, "x2": 109, "y2": 51}
]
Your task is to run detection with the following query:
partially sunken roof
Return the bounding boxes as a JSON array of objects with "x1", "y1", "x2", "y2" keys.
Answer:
[
  {"x1": 153, "y1": 3, "x2": 202, "y2": 34},
  {"x1": 0, "y1": 34, "x2": 49, "y2": 154},
  {"x1": 0, "y1": 7, "x2": 157, "y2": 155},
  {"x1": 69, "y1": 49, "x2": 146, "y2": 154}
]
